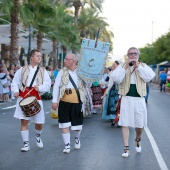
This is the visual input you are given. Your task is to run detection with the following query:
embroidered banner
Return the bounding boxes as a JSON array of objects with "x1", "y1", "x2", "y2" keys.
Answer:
[{"x1": 77, "y1": 38, "x2": 110, "y2": 83}]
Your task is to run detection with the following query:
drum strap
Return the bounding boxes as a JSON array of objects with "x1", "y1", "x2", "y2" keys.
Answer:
[
  {"x1": 69, "y1": 74, "x2": 81, "y2": 103},
  {"x1": 29, "y1": 66, "x2": 39, "y2": 89}
]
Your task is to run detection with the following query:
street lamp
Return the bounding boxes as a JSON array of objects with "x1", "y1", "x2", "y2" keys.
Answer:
[{"x1": 151, "y1": 21, "x2": 154, "y2": 44}]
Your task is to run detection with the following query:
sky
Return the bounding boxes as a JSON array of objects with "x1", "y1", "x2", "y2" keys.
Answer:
[{"x1": 101, "y1": 0, "x2": 170, "y2": 60}]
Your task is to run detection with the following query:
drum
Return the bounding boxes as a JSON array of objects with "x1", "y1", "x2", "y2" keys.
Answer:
[{"x1": 19, "y1": 96, "x2": 41, "y2": 117}]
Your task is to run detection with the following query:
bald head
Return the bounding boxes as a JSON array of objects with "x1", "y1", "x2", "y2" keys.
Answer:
[{"x1": 64, "y1": 53, "x2": 78, "y2": 70}]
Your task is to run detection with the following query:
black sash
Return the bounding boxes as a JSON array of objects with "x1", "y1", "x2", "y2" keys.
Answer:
[
  {"x1": 29, "y1": 66, "x2": 39, "y2": 89},
  {"x1": 69, "y1": 74, "x2": 81, "y2": 104}
]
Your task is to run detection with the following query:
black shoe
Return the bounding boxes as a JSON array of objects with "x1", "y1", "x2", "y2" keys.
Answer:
[{"x1": 111, "y1": 122, "x2": 116, "y2": 126}]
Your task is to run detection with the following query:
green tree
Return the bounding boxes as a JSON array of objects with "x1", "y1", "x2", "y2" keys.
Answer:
[
  {"x1": 47, "y1": 5, "x2": 79, "y2": 67},
  {"x1": 54, "y1": 0, "x2": 103, "y2": 25},
  {"x1": 21, "y1": 0, "x2": 56, "y2": 51},
  {"x1": 139, "y1": 44, "x2": 157, "y2": 65},
  {"x1": 139, "y1": 31, "x2": 170, "y2": 65},
  {"x1": 0, "y1": 0, "x2": 20, "y2": 65},
  {"x1": 78, "y1": 8, "x2": 113, "y2": 51},
  {"x1": 153, "y1": 32, "x2": 170, "y2": 61}
]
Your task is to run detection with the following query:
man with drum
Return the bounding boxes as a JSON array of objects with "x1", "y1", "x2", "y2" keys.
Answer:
[
  {"x1": 11, "y1": 49, "x2": 51, "y2": 152},
  {"x1": 52, "y1": 53, "x2": 85, "y2": 154}
]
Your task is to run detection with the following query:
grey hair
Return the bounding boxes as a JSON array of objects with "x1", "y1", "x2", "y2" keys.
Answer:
[
  {"x1": 74, "y1": 54, "x2": 79, "y2": 62},
  {"x1": 127, "y1": 47, "x2": 140, "y2": 55},
  {"x1": 66, "y1": 53, "x2": 79, "y2": 62}
]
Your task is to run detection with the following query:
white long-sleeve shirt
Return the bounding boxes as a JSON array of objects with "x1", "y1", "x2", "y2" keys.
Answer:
[
  {"x1": 105, "y1": 76, "x2": 115, "y2": 95},
  {"x1": 110, "y1": 64, "x2": 155, "y2": 84},
  {"x1": 11, "y1": 66, "x2": 51, "y2": 93},
  {"x1": 52, "y1": 69, "x2": 78, "y2": 103}
]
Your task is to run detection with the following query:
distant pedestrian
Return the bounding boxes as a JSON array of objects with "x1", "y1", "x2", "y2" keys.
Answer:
[
  {"x1": 159, "y1": 69, "x2": 167, "y2": 92},
  {"x1": 145, "y1": 82, "x2": 150, "y2": 103},
  {"x1": 53, "y1": 66, "x2": 60, "y2": 79}
]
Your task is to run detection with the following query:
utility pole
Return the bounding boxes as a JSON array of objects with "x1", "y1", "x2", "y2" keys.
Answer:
[{"x1": 152, "y1": 21, "x2": 154, "y2": 44}]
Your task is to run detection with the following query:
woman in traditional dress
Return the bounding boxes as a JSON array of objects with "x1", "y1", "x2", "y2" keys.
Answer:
[
  {"x1": 102, "y1": 61, "x2": 120, "y2": 126},
  {"x1": 91, "y1": 80, "x2": 103, "y2": 114}
]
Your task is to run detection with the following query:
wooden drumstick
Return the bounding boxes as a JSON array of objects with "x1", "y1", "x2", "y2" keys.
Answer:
[{"x1": 23, "y1": 88, "x2": 34, "y2": 98}]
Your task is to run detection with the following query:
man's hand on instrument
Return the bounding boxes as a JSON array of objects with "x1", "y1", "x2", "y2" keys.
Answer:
[
  {"x1": 132, "y1": 59, "x2": 139, "y2": 68},
  {"x1": 34, "y1": 85, "x2": 39, "y2": 91},
  {"x1": 14, "y1": 92, "x2": 19, "y2": 98},
  {"x1": 52, "y1": 103, "x2": 58, "y2": 110},
  {"x1": 124, "y1": 61, "x2": 130, "y2": 70}
]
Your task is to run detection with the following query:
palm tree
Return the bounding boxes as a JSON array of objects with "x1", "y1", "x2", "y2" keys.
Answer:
[
  {"x1": 1, "y1": 0, "x2": 55, "y2": 64},
  {"x1": 51, "y1": 0, "x2": 104, "y2": 25},
  {"x1": 0, "y1": 0, "x2": 20, "y2": 65},
  {"x1": 77, "y1": 8, "x2": 113, "y2": 51},
  {"x1": 47, "y1": 5, "x2": 80, "y2": 67},
  {"x1": 21, "y1": 0, "x2": 56, "y2": 52},
  {"x1": 0, "y1": 0, "x2": 35, "y2": 65}
]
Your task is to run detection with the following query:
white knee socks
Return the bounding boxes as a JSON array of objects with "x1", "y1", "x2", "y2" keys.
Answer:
[
  {"x1": 75, "y1": 131, "x2": 81, "y2": 138},
  {"x1": 35, "y1": 129, "x2": 42, "y2": 141},
  {"x1": 21, "y1": 130, "x2": 29, "y2": 146},
  {"x1": 62, "y1": 133, "x2": 70, "y2": 146}
]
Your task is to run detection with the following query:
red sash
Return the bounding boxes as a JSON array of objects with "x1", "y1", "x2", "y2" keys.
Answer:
[{"x1": 19, "y1": 87, "x2": 41, "y2": 100}]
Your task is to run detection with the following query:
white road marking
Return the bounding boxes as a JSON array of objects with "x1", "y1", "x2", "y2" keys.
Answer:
[
  {"x1": 45, "y1": 111, "x2": 49, "y2": 114},
  {"x1": 2, "y1": 105, "x2": 16, "y2": 110},
  {"x1": 145, "y1": 127, "x2": 169, "y2": 170}
]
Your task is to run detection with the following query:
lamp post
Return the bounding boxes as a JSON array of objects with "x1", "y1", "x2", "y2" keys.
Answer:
[
  {"x1": 27, "y1": 24, "x2": 32, "y2": 64},
  {"x1": 56, "y1": 42, "x2": 59, "y2": 68},
  {"x1": 61, "y1": 52, "x2": 64, "y2": 68}
]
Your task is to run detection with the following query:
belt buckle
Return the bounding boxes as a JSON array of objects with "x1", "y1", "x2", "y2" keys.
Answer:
[
  {"x1": 65, "y1": 88, "x2": 72, "y2": 95},
  {"x1": 65, "y1": 89, "x2": 69, "y2": 95}
]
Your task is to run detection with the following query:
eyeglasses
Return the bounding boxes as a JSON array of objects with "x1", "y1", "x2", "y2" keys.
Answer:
[
  {"x1": 127, "y1": 53, "x2": 138, "y2": 57},
  {"x1": 64, "y1": 58, "x2": 74, "y2": 61}
]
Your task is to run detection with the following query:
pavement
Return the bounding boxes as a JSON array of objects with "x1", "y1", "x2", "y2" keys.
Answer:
[
  {"x1": 0, "y1": 86, "x2": 170, "y2": 170},
  {"x1": 0, "y1": 99, "x2": 16, "y2": 109},
  {"x1": 151, "y1": 82, "x2": 170, "y2": 95}
]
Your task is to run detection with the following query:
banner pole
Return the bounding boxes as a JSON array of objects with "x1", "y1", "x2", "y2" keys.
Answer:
[{"x1": 94, "y1": 28, "x2": 100, "y2": 48}]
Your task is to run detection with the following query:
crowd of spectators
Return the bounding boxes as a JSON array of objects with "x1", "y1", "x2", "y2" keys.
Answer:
[{"x1": 0, "y1": 60, "x2": 21, "y2": 103}]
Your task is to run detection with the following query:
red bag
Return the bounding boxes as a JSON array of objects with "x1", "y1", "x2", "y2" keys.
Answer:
[{"x1": 114, "y1": 96, "x2": 122, "y2": 122}]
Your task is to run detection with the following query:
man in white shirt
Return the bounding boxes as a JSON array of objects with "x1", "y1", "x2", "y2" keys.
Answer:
[
  {"x1": 11, "y1": 49, "x2": 51, "y2": 152},
  {"x1": 52, "y1": 54, "x2": 85, "y2": 154},
  {"x1": 111, "y1": 47, "x2": 155, "y2": 158}
]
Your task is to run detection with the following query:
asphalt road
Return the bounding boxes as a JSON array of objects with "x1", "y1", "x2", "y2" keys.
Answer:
[{"x1": 0, "y1": 84, "x2": 170, "y2": 170}]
